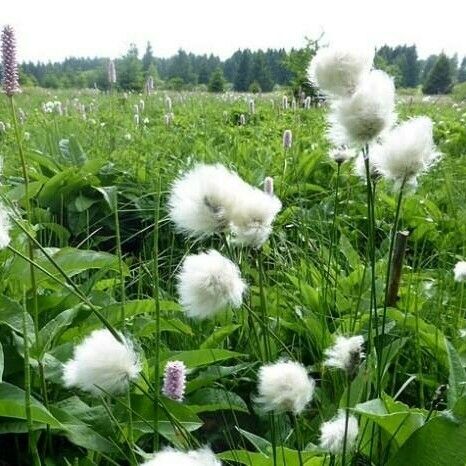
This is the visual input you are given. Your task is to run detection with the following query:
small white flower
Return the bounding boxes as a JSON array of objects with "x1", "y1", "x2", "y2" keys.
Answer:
[
  {"x1": 124, "y1": 133, "x2": 132, "y2": 141},
  {"x1": 63, "y1": 329, "x2": 141, "y2": 396},
  {"x1": 23, "y1": 132, "x2": 30, "y2": 141},
  {"x1": 256, "y1": 360, "x2": 315, "y2": 415},
  {"x1": 372, "y1": 116, "x2": 441, "y2": 186},
  {"x1": 0, "y1": 204, "x2": 12, "y2": 249},
  {"x1": 454, "y1": 261, "x2": 466, "y2": 282},
  {"x1": 309, "y1": 46, "x2": 374, "y2": 97},
  {"x1": 324, "y1": 335, "x2": 364, "y2": 376},
  {"x1": 330, "y1": 70, "x2": 396, "y2": 145},
  {"x1": 140, "y1": 447, "x2": 221, "y2": 466},
  {"x1": 165, "y1": 96, "x2": 172, "y2": 111},
  {"x1": 320, "y1": 410, "x2": 359, "y2": 454},
  {"x1": 177, "y1": 250, "x2": 246, "y2": 319}
]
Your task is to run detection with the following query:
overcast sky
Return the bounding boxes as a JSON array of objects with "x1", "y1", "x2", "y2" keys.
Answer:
[{"x1": 3, "y1": 0, "x2": 465, "y2": 62}]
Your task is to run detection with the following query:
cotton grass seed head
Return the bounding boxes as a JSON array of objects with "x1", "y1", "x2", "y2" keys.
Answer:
[
  {"x1": 256, "y1": 360, "x2": 315, "y2": 415},
  {"x1": 454, "y1": 261, "x2": 466, "y2": 282},
  {"x1": 140, "y1": 447, "x2": 221, "y2": 466},
  {"x1": 1, "y1": 26, "x2": 20, "y2": 97},
  {"x1": 372, "y1": 116, "x2": 440, "y2": 187},
  {"x1": 330, "y1": 70, "x2": 395, "y2": 145},
  {"x1": 329, "y1": 145, "x2": 355, "y2": 164},
  {"x1": 324, "y1": 335, "x2": 364, "y2": 378},
  {"x1": 168, "y1": 164, "x2": 245, "y2": 238},
  {"x1": 320, "y1": 409, "x2": 359, "y2": 455},
  {"x1": 63, "y1": 329, "x2": 141, "y2": 396},
  {"x1": 0, "y1": 204, "x2": 12, "y2": 250},
  {"x1": 308, "y1": 46, "x2": 374, "y2": 98},
  {"x1": 162, "y1": 360, "x2": 187, "y2": 401},
  {"x1": 177, "y1": 250, "x2": 246, "y2": 319},
  {"x1": 263, "y1": 176, "x2": 274, "y2": 195},
  {"x1": 229, "y1": 185, "x2": 282, "y2": 247}
]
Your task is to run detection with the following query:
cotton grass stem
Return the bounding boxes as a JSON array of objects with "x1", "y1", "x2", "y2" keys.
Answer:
[
  {"x1": 378, "y1": 177, "x2": 406, "y2": 394},
  {"x1": 22, "y1": 294, "x2": 41, "y2": 466},
  {"x1": 152, "y1": 177, "x2": 162, "y2": 451},
  {"x1": 341, "y1": 377, "x2": 352, "y2": 466}
]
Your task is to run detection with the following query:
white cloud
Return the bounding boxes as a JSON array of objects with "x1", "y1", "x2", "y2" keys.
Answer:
[{"x1": 2, "y1": 0, "x2": 465, "y2": 62}]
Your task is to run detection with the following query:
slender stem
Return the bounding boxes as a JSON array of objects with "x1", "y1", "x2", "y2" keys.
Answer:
[
  {"x1": 113, "y1": 198, "x2": 126, "y2": 321},
  {"x1": 22, "y1": 293, "x2": 41, "y2": 466},
  {"x1": 293, "y1": 414, "x2": 304, "y2": 466},
  {"x1": 324, "y1": 162, "x2": 341, "y2": 307},
  {"x1": 126, "y1": 387, "x2": 135, "y2": 464},
  {"x1": 152, "y1": 177, "x2": 162, "y2": 451},
  {"x1": 378, "y1": 178, "x2": 406, "y2": 394},
  {"x1": 342, "y1": 377, "x2": 352, "y2": 466},
  {"x1": 257, "y1": 250, "x2": 271, "y2": 361},
  {"x1": 270, "y1": 413, "x2": 277, "y2": 466}
]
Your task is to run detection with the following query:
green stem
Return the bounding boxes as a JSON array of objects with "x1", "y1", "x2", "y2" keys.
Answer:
[
  {"x1": 293, "y1": 414, "x2": 304, "y2": 466},
  {"x1": 342, "y1": 377, "x2": 352, "y2": 466},
  {"x1": 113, "y1": 198, "x2": 126, "y2": 322},
  {"x1": 152, "y1": 177, "x2": 162, "y2": 451},
  {"x1": 378, "y1": 178, "x2": 406, "y2": 393},
  {"x1": 257, "y1": 250, "x2": 271, "y2": 361},
  {"x1": 22, "y1": 295, "x2": 41, "y2": 466}
]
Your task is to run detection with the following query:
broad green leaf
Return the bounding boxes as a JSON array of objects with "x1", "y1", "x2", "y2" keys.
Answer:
[
  {"x1": 0, "y1": 342, "x2": 3, "y2": 381},
  {"x1": 0, "y1": 295, "x2": 34, "y2": 338},
  {"x1": 0, "y1": 382, "x2": 61, "y2": 427},
  {"x1": 200, "y1": 324, "x2": 240, "y2": 349},
  {"x1": 387, "y1": 415, "x2": 466, "y2": 466},
  {"x1": 354, "y1": 395, "x2": 426, "y2": 447},
  {"x1": 160, "y1": 349, "x2": 245, "y2": 369},
  {"x1": 445, "y1": 337, "x2": 466, "y2": 408},
  {"x1": 95, "y1": 186, "x2": 118, "y2": 212},
  {"x1": 8, "y1": 247, "x2": 127, "y2": 289},
  {"x1": 188, "y1": 388, "x2": 248, "y2": 413}
]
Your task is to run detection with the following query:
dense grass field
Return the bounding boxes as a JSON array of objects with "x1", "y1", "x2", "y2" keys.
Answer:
[{"x1": 0, "y1": 88, "x2": 465, "y2": 465}]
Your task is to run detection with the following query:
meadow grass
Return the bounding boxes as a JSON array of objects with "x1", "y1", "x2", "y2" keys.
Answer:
[{"x1": 0, "y1": 88, "x2": 465, "y2": 465}]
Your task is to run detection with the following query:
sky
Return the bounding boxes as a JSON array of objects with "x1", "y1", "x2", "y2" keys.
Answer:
[{"x1": 2, "y1": 0, "x2": 465, "y2": 62}]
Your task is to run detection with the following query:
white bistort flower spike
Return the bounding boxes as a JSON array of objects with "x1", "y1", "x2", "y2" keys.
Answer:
[
  {"x1": 177, "y1": 250, "x2": 246, "y2": 319},
  {"x1": 141, "y1": 447, "x2": 221, "y2": 466},
  {"x1": 308, "y1": 46, "x2": 374, "y2": 97},
  {"x1": 256, "y1": 360, "x2": 315, "y2": 415},
  {"x1": 63, "y1": 329, "x2": 141, "y2": 396},
  {"x1": 324, "y1": 335, "x2": 364, "y2": 377},
  {"x1": 372, "y1": 116, "x2": 440, "y2": 187},
  {"x1": 454, "y1": 261, "x2": 466, "y2": 282},
  {"x1": 320, "y1": 410, "x2": 359, "y2": 455},
  {"x1": 330, "y1": 70, "x2": 396, "y2": 145}
]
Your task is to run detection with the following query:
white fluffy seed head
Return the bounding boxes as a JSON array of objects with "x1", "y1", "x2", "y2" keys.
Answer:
[
  {"x1": 454, "y1": 261, "x2": 466, "y2": 282},
  {"x1": 308, "y1": 47, "x2": 374, "y2": 97},
  {"x1": 372, "y1": 116, "x2": 440, "y2": 186},
  {"x1": 324, "y1": 335, "x2": 365, "y2": 377},
  {"x1": 329, "y1": 146, "x2": 356, "y2": 164},
  {"x1": 177, "y1": 250, "x2": 246, "y2": 319},
  {"x1": 63, "y1": 329, "x2": 141, "y2": 396},
  {"x1": 229, "y1": 186, "x2": 282, "y2": 247},
  {"x1": 353, "y1": 150, "x2": 381, "y2": 181},
  {"x1": 168, "y1": 164, "x2": 245, "y2": 238},
  {"x1": 0, "y1": 204, "x2": 12, "y2": 250},
  {"x1": 141, "y1": 447, "x2": 221, "y2": 466},
  {"x1": 168, "y1": 164, "x2": 281, "y2": 247},
  {"x1": 330, "y1": 70, "x2": 396, "y2": 145},
  {"x1": 320, "y1": 410, "x2": 359, "y2": 455},
  {"x1": 256, "y1": 360, "x2": 315, "y2": 415}
]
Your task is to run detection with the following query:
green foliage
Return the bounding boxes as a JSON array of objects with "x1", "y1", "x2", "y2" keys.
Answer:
[
  {"x1": 208, "y1": 67, "x2": 225, "y2": 93},
  {"x1": 117, "y1": 43, "x2": 144, "y2": 90},
  {"x1": 423, "y1": 53, "x2": 454, "y2": 95},
  {"x1": 0, "y1": 88, "x2": 465, "y2": 465}
]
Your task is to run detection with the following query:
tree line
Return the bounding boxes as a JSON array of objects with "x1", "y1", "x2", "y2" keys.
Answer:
[{"x1": 8, "y1": 41, "x2": 466, "y2": 94}]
